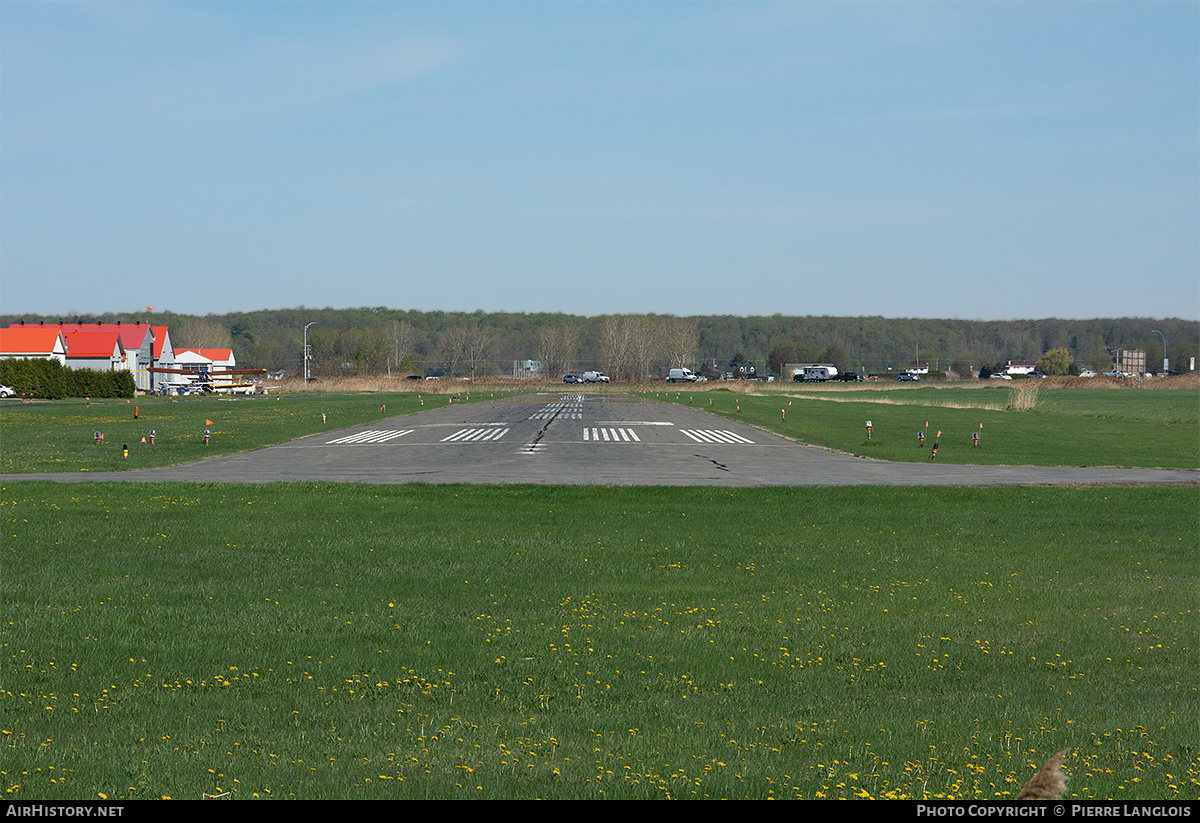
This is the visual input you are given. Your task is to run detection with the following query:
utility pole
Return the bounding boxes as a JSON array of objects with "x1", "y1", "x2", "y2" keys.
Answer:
[{"x1": 304, "y1": 322, "x2": 317, "y2": 386}]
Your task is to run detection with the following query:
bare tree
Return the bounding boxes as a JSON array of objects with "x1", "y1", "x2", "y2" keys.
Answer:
[
  {"x1": 387, "y1": 320, "x2": 417, "y2": 372},
  {"x1": 660, "y1": 317, "x2": 698, "y2": 369},
  {"x1": 537, "y1": 325, "x2": 578, "y2": 379},
  {"x1": 463, "y1": 321, "x2": 495, "y2": 379},
  {"x1": 599, "y1": 315, "x2": 660, "y2": 381},
  {"x1": 625, "y1": 315, "x2": 660, "y2": 380},
  {"x1": 438, "y1": 324, "x2": 469, "y2": 377},
  {"x1": 598, "y1": 315, "x2": 629, "y2": 380},
  {"x1": 174, "y1": 317, "x2": 233, "y2": 350}
]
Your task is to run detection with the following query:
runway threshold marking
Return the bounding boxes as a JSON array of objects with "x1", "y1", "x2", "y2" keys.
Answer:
[
  {"x1": 327, "y1": 429, "x2": 415, "y2": 444},
  {"x1": 679, "y1": 429, "x2": 755, "y2": 444},
  {"x1": 441, "y1": 428, "x2": 512, "y2": 442},
  {"x1": 529, "y1": 399, "x2": 585, "y2": 420},
  {"x1": 584, "y1": 427, "x2": 641, "y2": 442}
]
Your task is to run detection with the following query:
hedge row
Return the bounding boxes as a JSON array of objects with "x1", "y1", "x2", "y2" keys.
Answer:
[{"x1": 0, "y1": 358, "x2": 136, "y2": 399}]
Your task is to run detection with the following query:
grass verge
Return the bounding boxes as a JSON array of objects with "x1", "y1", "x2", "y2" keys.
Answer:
[
  {"x1": 645, "y1": 387, "x2": 1199, "y2": 470},
  {"x1": 0, "y1": 390, "x2": 519, "y2": 474},
  {"x1": 3, "y1": 482, "x2": 1196, "y2": 799}
]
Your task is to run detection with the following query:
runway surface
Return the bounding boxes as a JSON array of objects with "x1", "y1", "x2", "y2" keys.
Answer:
[{"x1": 4, "y1": 393, "x2": 1196, "y2": 487}]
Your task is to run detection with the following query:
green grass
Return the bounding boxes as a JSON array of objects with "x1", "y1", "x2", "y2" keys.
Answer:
[
  {"x1": 646, "y1": 387, "x2": 1200, "y2": 470},
  {"x1": 4, "y1": 386, "x2": 1196, "y2": 474},
  {"x1": 0, "y1": 390, "x2": 518, "y2": 474},
  {"x1": 3, "y1": 481, "x2": 1197, "y2": 800}
]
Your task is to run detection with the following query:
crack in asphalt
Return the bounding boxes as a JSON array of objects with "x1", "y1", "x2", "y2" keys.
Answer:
[
  {"x1": 699, "y1": 454, "x2": 730, "y2": 472},
  {"x1": 527, "y1": 397, "x2": 569, "y2": 447}
]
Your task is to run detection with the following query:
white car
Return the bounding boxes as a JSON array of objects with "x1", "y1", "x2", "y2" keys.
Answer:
[
  {"x1": 988, "y1": 373, "x2": 1012, "y2": 380},
  {"x1": 0, "y1": 385, "x2": 15, "y2": 398}
]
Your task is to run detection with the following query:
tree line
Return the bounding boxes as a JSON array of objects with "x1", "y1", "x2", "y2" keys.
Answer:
[{"x1": 3, "y1": 310, "x2": 1196, "y2": 381}]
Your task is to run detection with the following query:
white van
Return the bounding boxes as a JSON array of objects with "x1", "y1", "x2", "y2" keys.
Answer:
[
  {"x1": 582, "y1": 371, "x2": 609, "y2": 383},
  {"x1": 667, "y1": 368, "x2": 698, "y2": 382}
]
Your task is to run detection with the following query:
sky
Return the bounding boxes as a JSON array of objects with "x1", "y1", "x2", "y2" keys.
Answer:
[{"x1": 1, "y1": 1, "x2": 1197, "y2": 321}]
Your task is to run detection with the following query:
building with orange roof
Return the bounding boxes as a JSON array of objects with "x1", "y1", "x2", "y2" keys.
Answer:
[
  {"x1": 62, "y1": 330, "x2": 127, "y2": 372},
  {"x1": 0, "y1": 328, "x2": 68, "y2": 363},
  {"x1": 6, "y1": 320, "x2": 176, "y2": 390},
  {"x1": 175, "y1": 348, "x2": 236, "y2": 369}
]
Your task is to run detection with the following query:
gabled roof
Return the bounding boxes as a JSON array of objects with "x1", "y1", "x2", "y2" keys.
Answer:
[
  {"x1": 8, "y1": 321, "x2": 153, "y2": 351},
  {"x1": 0, "y1": 328, "x2": 67, "y2": 356},
  {"x1": 63, "y1": 331, "x2": 125, "y2": 359},
  {"x1": 151, "y1": 326, "x2": 173, "y2": 360},
  {"x1": 176, "y1": 348, "x2": 234, "y2": 365}
]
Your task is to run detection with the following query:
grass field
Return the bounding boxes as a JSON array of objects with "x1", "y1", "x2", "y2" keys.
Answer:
[
  {"x1": 2, "y1": 384, "x2": 1197, "y2": 800},
  {"x1": 2, "y1": 481, "x2": 1196, "y2": 800},
  {"x1": 0, "y1": 389, "x2": 517, "y2": 474},
  {"x1": 2, "y1": 383, "x2": 1197, "y2": 474},
  {"x1": 644, "y1": 385, "x2": 1200, "y2": 470}
]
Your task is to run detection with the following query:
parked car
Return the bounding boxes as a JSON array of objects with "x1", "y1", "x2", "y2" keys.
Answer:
[
  {"x1": 563, "y1": 374, "x2": 582, "y2": 384},
  {"x1": 667, "y1": 368, "x2": 698, "y2": 382},
  {"x1": 897, "y1": 373, "x2": 920, "y2": 382},
  {"x1": 988, "y1": 372, "x2": 1012, "y2": 380},
  {"x1": 0, "y1": 384, "x2": 14, "y2": 398},
  {"x1": 837, "y1": 371, "x2": 865, "y2": 382},
  {"x1": 1079, "y1": 370, "x2": 1097, "y2": 378},
  {"x1": 582, "y1": 371, "x2": 610, "y2": 383},
  {"x1": 1028, "y1": 371, "x2": 1048, "y2": 378}
]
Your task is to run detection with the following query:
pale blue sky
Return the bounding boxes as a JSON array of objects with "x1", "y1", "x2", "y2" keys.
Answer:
[{"x1": 2, "y1": 1, "x2": 1197, "y2": 320}]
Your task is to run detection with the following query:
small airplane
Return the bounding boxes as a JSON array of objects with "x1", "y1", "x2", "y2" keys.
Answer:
[{"x1": 148, "y1": 366, "x2": 267, "y2": 395}]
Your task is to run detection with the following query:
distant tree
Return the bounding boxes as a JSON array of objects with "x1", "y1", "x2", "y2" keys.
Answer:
[
  {"x1": 822, "y1": 342, "x2": 849, "y2": 373},
  {"x1": 624, "y1": 315, "x2": 660, "y2": 380},
  {"x1": 767, "y1": 342, "x2": 798, "y2": 376},
  {"x1": 1036, "y1": 347, "x2": 1075, "y2": 376},
  {"x1": 796, "y1": 342, "x2": 823, "y2": 363},
  {"x1": 438, "y1": 324, "x2": 469, "y2": 377},
  {"x1": 599, "y1": 315, "x2": 629, "y2": 379},
  {"x1": 463, "y1": 321, "x2": 496, "y2": 379},
  {"x1": 243, "y1": 340, "x2": 289, "y2": 373},
  {"x1": 951, "y1": 350, "x2": 977, "y2": 378},
  {"x1": 387, "y1": 320, "x2": 417, "y2": 372},
  {"x1": 174, "y1": 317, "x2": 233, "y2": 350},
  {"x1": 537, "y1": 325, "x2": 578, "y2": 379},
  {"x1": 660, "y1": 317, "x2": 698, "y2": 369},
  {"x1": 599, "y1": 315, "x2": 659, "y2": 381}
]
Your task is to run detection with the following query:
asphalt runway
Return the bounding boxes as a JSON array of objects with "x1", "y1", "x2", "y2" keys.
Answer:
[{"x1": 5, "y1": 393, "x2": 1197, "y2": 487}]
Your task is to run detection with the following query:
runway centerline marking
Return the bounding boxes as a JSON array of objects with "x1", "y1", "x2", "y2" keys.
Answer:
[{"x1": 598, "y1": 421, "x2": 672, "y2": 426}]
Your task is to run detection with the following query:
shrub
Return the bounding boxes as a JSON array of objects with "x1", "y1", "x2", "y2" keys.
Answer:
[{"x1": 0, "y1": 358, "x2": 135, "y2": 399}]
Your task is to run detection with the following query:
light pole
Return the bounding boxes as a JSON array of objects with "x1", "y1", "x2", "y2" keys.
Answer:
[
  {"x1": 1151, "y1": 329, "x2": 1168, "y2": 375},
  {"x1": 304, "y1": 322, "x2": 317, "y2": 385}
]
